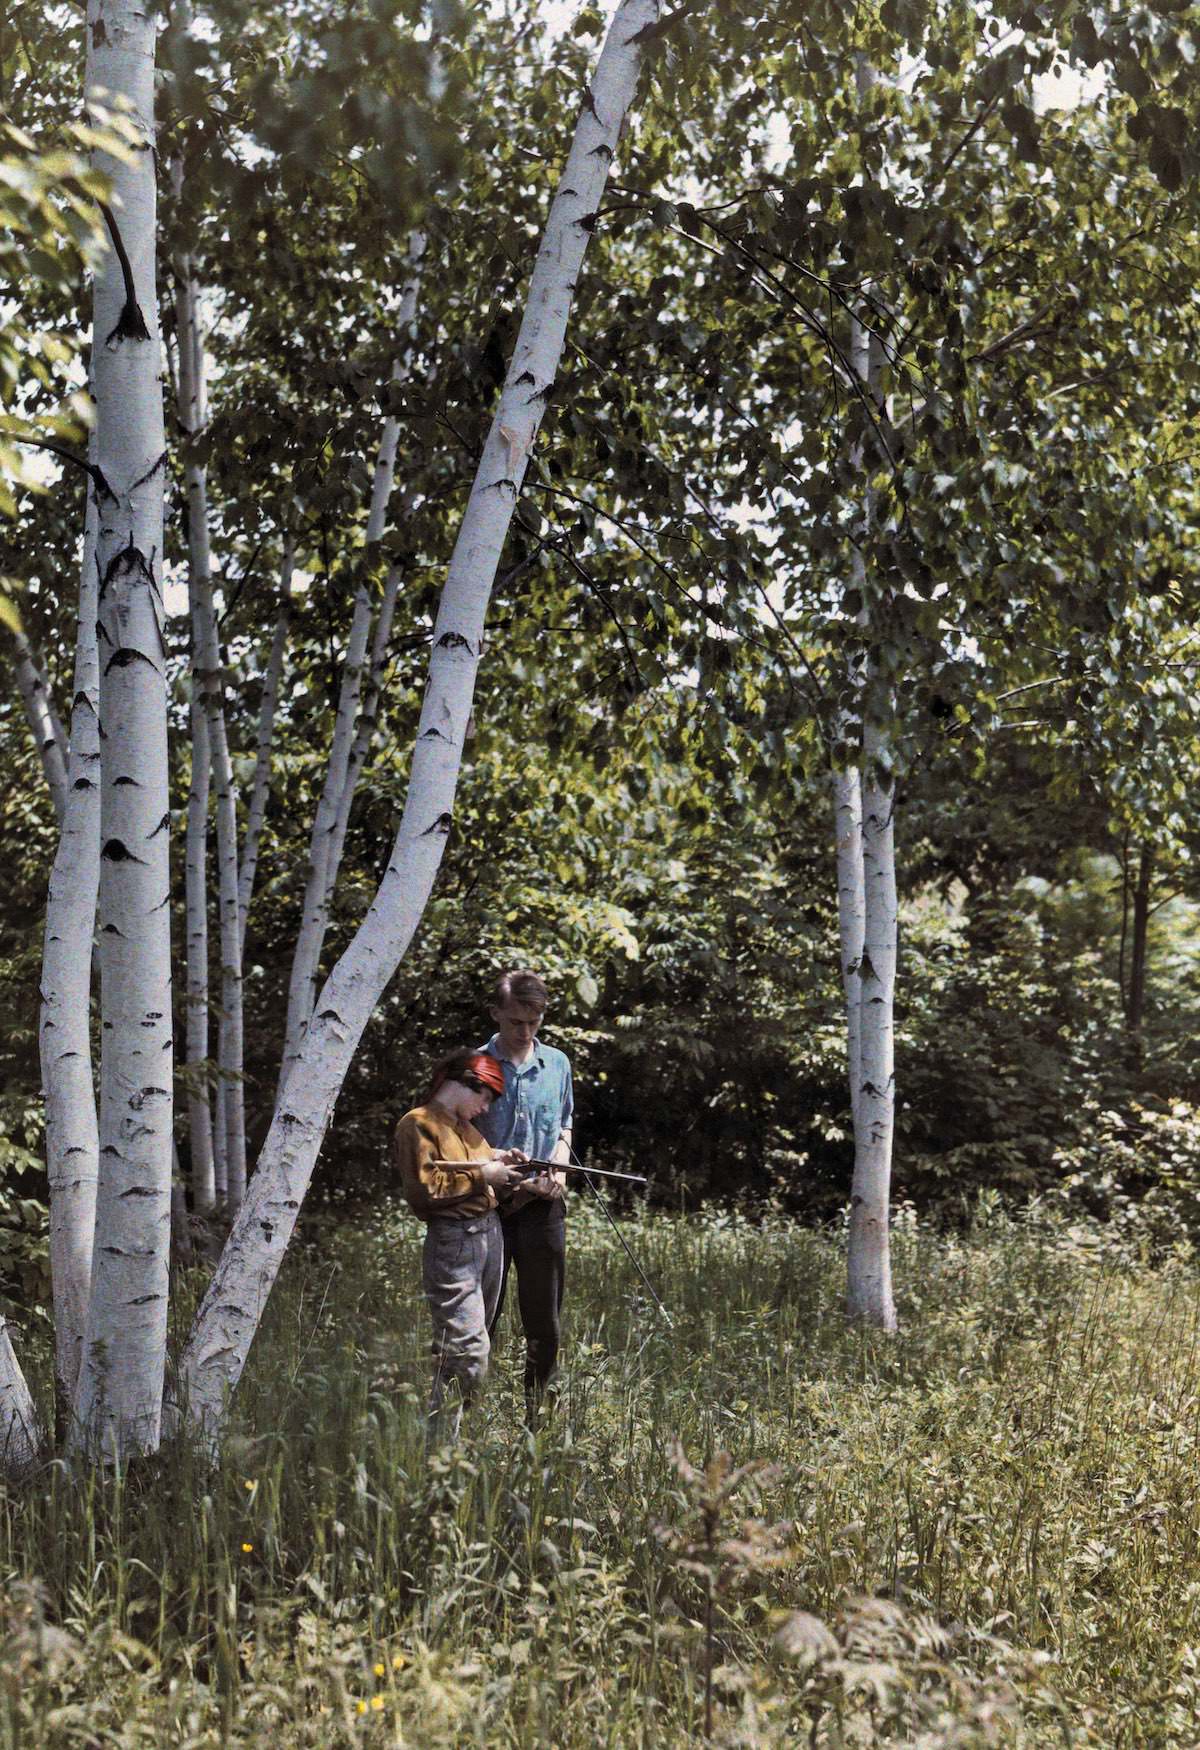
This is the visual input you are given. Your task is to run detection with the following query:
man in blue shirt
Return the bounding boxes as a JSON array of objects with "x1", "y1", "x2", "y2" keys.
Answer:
[{"x1": 475, "y1": 967, "x2": 574, "y2": 1422}]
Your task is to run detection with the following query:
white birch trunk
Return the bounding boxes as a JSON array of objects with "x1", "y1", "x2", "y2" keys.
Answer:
[
  {"x1": 832, "y1": 759, "x2": 864, "y2": 1130},
  {"x1": 12, "y1": 630, "x2": 69, "y2": 825},
  {"x1": 185, "y1": 695, "x2": 215, "y2": 1214},
  {"x1": 41, "y1": 483, "x2": 101, "y2": 1415},
  {"x1": 324, "y1": 560, "x2": 403, "y2": 891},
  {"x1": 278, "y1": 240, "x2": 424, "y2": 1091},
  {"x1": 847, "y1": 710, "x2": 897, "y2": 1330},
  {"x1": 176, "y1": 270, "x2": 246, "y2": 1213},
  {"x1": 845, "y1": 307, "x2": 897, "y2": 1331},
  {"x1": 237, "y1": 536, "x2": 293, "y2": 953},
  {"x1": 73, "y1": 0, "x2": 172, "y2": 1458},
  {"x1": 0, "y1": 1316, "x2": 41, "y2": 1475},
  {"x1": 179, "y1": 0, "x2": 659, "y2": 1435}
]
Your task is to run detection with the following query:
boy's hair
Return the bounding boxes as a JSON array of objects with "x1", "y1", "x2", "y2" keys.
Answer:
[{"x1": 492, "y1": 968, "x2": 548, "y2": 1011}]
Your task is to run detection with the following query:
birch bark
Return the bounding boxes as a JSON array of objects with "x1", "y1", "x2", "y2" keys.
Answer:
[
  {"x1": 41, "y1": 485, "x2": 101, "y2": 1414},
  {"x1": 73, "y1": 0, "x2": 173, "y2": 1458},
  {"x1": 185, "y1": 694, "x2": 214, "y2": 1213},
  {"x1": 237, "y1": 536, "x2": 294, "y2": 954},
  {"x1": 847, "y1": 708, "x2": 898, "y2": 1330},
  {"x1": 180, "y1": 0, "x2": 660, "y2": 1434},
  {"x1": 176, "y1": 270, "x2": 246, "y2": 1212},
  {"x1": 844, "y1": 316, "x2": 898, "y2": 1331},
  {"x1": 278, "y1": 238, "x2": 424, "y2": 1091},
  {"x1": 324, "y1": 560, "x2": 403, "y2": 890},
  {"x1": 0, "y1": 1316, "x2": 40, "y2": 1475},
  {"x1": 12, "y1": 630, "x2": 69, "y2": 824},
  {"x1": 832, "y1": 756, "x2": 864, "y2": 1131}
]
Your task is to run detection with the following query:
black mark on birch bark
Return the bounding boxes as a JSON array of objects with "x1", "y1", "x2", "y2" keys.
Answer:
[
  {"x1": 101, "y1": 839, "x2": 146, "y2": 864},
  {"x1": 99, "y1": 203, "x2": 152, "y2": 347},
  {"x1": 421, "y1": 812, "x2": 453, "y2": 835}
]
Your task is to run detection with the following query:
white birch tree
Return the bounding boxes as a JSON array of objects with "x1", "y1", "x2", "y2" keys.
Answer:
[
  {"x1": 843, "y1": 315, "x2": 898, "y2": 1331},
  {"x1": 72, "y1": 0, "x2": 173, "y2": 1457},
  {"x1": 40, "y1": 486, "x2": 102, "y2": 1414},
  {"x1": 237, "y1": 535, "x2": 294, "y2": 952},
  {"x1": 10, "y1": 629, "x2": 68, "y2": 824},
  {"x1": 179, "y1": 0, "x2": 661, "y2": 1435},
  {"x1": 184, "y1": 695, "x2": 214, "y2": 1214}
]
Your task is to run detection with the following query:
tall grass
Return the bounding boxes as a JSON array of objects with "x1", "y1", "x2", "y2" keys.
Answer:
[{"x1": 2, "y1": 1196, "x2": 1199, "y2": 1744}]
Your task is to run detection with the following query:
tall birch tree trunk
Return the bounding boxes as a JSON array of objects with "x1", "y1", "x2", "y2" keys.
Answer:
[
  {"x1": 0, "y1": 1317, "x2": 40, "y2": 1475},
  {"x1": 832, "y1": 755, "x2": 864, "y2": 1131},
  {"x1": 185, "y1": 694, "x2": 215, "y2": 1214},
  {"x1": 278, "y1": 240, "x2": 424, "y2": 1092},
  {"x1": 847, "y1": 708, "x2": 898, "y2": 1329},
  {"x1": 238, "y1": 536, "x2": 294, "y2": 953},
  {"x1": 41, "y1": 485, "x2": 102, "y2": 1418},
  {"x1": 844, "y1": 314, "x2": 898, "y2": 1332},
  {"x1": 1127, "y1": 841, "x2": 1153, "y2": 1058},
  {"x1": 179, "y1": 0, "x2": 660, "y2": 1436},
  {"x1": 73, "y1": 0, "x2": 173, "y2": 1458},
  {"x1": 324, "y1": 560, "x2": 403, "y2": 890},
  {"x1": 11, "y1": 629, "x2": 69, "y2": 824},
  {"x1": 176, "y1": 269, "x2": 246, "y2": 1213}
]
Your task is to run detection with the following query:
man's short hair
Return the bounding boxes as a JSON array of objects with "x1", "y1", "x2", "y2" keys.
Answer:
[{"x1": 493, "y1": 968, "x2": 548, "y2": 1010}]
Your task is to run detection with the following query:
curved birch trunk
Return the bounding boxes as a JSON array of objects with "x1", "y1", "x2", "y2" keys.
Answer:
[
  {"x1": 185, "y1": 695, "x2": 214, "y2": 1213},
  {"x1": 278, "y1": 239, "x2": 425, "y2": 1092},
  {"x1": 41, "y1": 484, "x2": 101, "y2": 1417},
  {"x1": 237, "y1": 537, "x2": 294, "y2": 954},
  {"x1": 0, "y1": 1317, "x2": 41, "y2": 1476},
  {"x1": 179, "y1": 0, "x2": 660, "y2": 1435},
  {"x1": 11, "y1": 630, "x2": 69, "y2": 824},
  {"x1": 176, "y1": 270, "x2": 246, "y2": 1213},
  {"x1": 73, "y1": 0, "x2": 172, "y2": 1459},
  {"x1": 847, "y1": 713, "x2": 897, "y2": 1329}
]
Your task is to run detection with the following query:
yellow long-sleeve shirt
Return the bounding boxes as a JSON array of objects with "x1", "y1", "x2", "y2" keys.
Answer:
[{"x1": 392, "y1": 1102, "x2": 496, "y2": 1221}]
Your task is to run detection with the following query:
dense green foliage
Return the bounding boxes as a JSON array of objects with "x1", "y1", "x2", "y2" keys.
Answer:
[{"x1": 3, "y1": 1203, "x2": 1200, "y2": 1743}]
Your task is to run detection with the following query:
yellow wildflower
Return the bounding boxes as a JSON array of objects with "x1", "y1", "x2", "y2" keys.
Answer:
[
  {"x1": 373, "y1": 1662, "x2": 385, "y2": 1677},
  {"x1": 371, "y1": 1695, "x2": 384, "y2": 1712},
  {"x1": 241, "y1": 1542, "x2": 253, "y2": 1554},
  {"x1": 356, "y1": 1700, "x2": 368, "y2": 1715},
  {"x1": 392, "y1": 1653, "x2": 406, "y2": 1670}
]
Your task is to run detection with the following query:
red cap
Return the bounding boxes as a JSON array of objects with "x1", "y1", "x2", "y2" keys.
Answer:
[{"x1": 466, "y1": 1053, "x2": 505, "y2": 1096}]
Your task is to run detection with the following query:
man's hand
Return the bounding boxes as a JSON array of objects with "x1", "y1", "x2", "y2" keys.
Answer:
[
  {"x1": 525, "y1": 1169, "x2": 564, "y2": 1201},
  {"x1": 481, "y1": 1159, "x2": 525, "y2": 1189}
]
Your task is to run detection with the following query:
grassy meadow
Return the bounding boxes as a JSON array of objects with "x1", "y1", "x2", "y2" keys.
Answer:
[{"x1": 2, "y1": 1196, "x2": 1200, "y2": 1746}]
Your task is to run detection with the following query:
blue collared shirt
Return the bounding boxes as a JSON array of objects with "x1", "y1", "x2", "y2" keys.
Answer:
[{"x1": 474, "y1": 1033, "x2": 574, "y2": 1163}]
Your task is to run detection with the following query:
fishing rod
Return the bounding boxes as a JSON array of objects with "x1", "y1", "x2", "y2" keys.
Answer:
[
  {"x1": 563, "y1": 1142, "x2": 674, "y2": 1329},
  {"x1": 430, "y1": 1158, "x2": 647, "y2": 1186}
]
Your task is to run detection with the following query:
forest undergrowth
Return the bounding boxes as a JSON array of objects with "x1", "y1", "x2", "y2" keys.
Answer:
[{"x1": 2, "y1": 1195, "x2": 1199, "y2": 1746}]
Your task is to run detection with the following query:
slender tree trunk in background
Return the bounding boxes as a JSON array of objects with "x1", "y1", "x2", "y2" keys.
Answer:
[
  {"x1": 238, "y1": 536, "x2": 294, "y2": 953},
  {"x1": 11, "y1": 629, "x2": 68, "y2": 824},
  {"x1": 73, "y1": 0, "x2": 172, "y2": 1459},
  {"x1": 847, "y1": 708, "x2": 898, "y2": 1330},
  {"x1": 179, "y1": 0, "x2": 661, "y2": 1436},
  {"x1": 833, "y1": 756, "x2": 864, "y2": 1131},
  {"x1": 844, "y1": 311, "x2": 897, "y2": 1331},
  {"x1": 176, "y1": 269, "x2": 247, "y2": 1213},
  {"x1": 325, "y1": 559, "x2": 403, "y2": 897},
  {"x1": 185, "y1": 696, "x2": 215, "y2": 1214},
  {"x1": 279, "y1": 239, "x2": 424, "y2": 1093},
  {"x1": 41, "y1": 486, "x2": 102, "y2": 1422},
  {"x1": 1127, "y1": 841, "x2": 1154, "y2": 1054},
  {"x1": 0, "y1": 1317, "x2": 40, "y2": 1474},
  {"x1": 1117, "y1": 829, "x2": 1130, "y2": 1013}
]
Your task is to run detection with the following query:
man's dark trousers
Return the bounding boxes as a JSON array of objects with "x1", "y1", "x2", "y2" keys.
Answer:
[{"x1": 490, "y1": 1198, "x2": 565, "y2": 1418}]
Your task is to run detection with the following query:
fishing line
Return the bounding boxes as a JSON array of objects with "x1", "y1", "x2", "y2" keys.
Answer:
[{"x1": 565, "y1": 1140, "x2": 673, "y2": 1328}]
